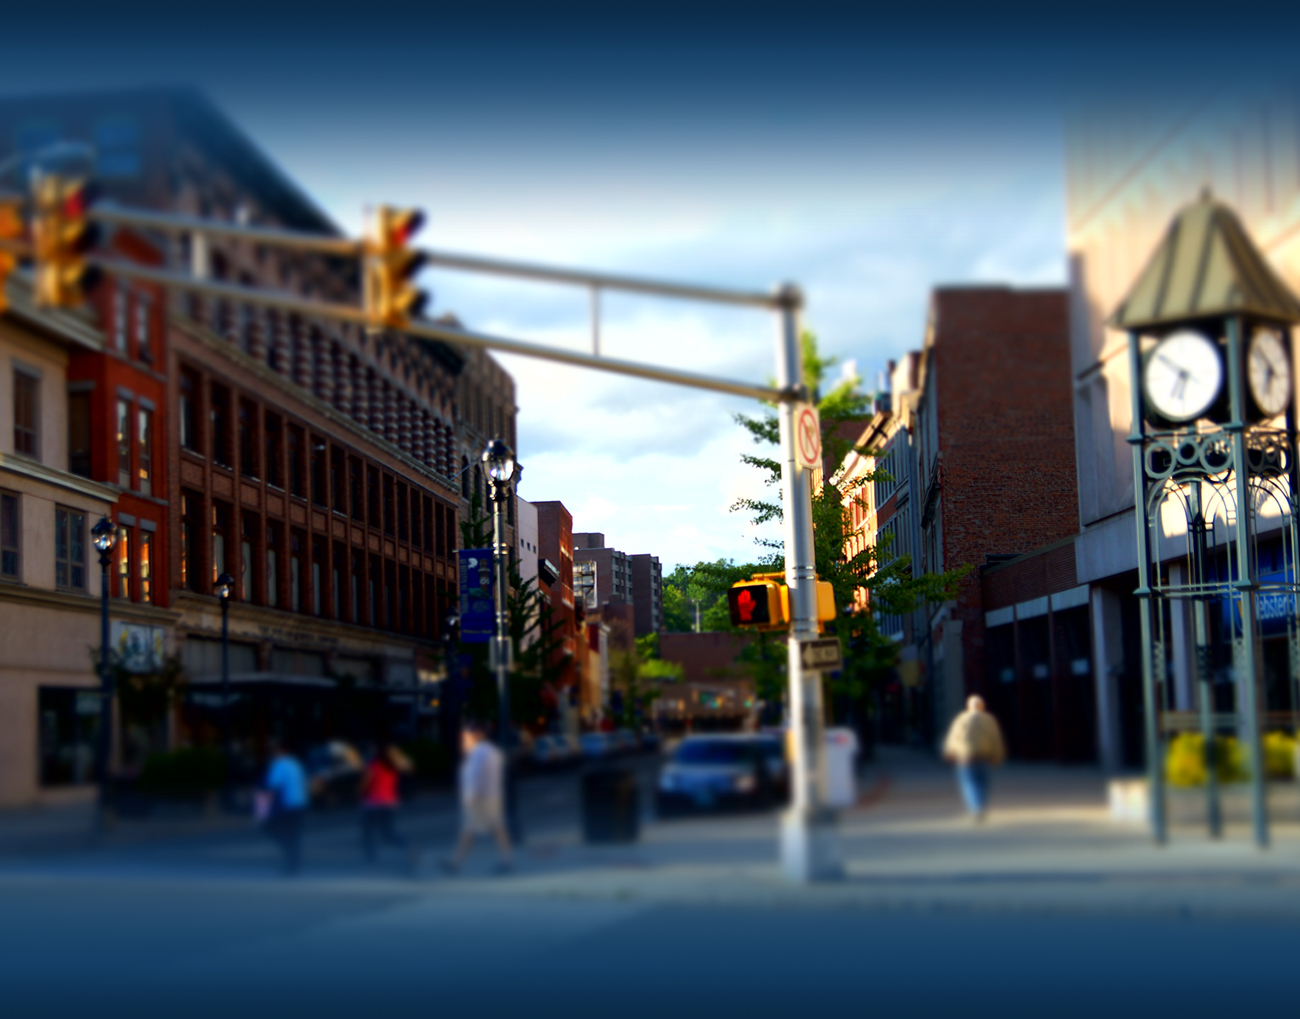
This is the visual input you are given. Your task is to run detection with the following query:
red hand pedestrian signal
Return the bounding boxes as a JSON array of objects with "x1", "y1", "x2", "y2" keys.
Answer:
[{"x1": 727, "y1": 581, "x2": 780, "y2": 628}]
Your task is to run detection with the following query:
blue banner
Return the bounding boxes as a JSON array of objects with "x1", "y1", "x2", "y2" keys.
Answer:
[{"x1": 458, "y1": 549, "x2": 494, "y2": 643}]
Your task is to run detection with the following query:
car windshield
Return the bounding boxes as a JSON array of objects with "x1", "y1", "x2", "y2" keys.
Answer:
[{"x1": 675, "y1": 740, "x2": 748, "y2": 765}]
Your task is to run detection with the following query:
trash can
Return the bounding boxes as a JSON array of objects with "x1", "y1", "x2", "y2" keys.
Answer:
[{"x1": 581, "y1": 766, "x2": 640, "y2": 844}]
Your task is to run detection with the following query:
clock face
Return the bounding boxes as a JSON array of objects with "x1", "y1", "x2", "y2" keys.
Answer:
[
  {"x1": 1247, "y1": 326, "x2": 1291, "y2": 417},
  {"x1": 1144, "y1": 330, "x2": 1223, "y2": 423}
]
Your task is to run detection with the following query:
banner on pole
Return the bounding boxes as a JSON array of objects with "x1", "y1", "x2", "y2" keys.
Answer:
[{"x1": 458, "y1": 548, "x2": 494, "y2": 643}]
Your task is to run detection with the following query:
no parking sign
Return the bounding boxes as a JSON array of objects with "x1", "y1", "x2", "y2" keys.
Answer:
[{"x1": 795, "y1": 403, "x2": 821, "y2": 470}]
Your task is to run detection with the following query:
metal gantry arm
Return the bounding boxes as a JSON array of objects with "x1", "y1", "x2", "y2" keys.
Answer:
[{"x1": 72, "y1": 197, "x2": 832, "y2": 881}]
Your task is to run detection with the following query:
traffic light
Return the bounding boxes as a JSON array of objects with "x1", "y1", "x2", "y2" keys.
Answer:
[
  {"x1": 728, "y1": 574, "x2": 837, "y2": 631},
  {"x1": 31, "y1": 175, "x2": 101, "y2": 308},
  {"x1": 367, "y1": 205, "x2": 428, "y2": 328},
  {"x1": 0, "y1": 196, "x2": 24, "y2": 312},
  {"x1": 728, "y1": 579, "x2": 787, "y2": 630}
]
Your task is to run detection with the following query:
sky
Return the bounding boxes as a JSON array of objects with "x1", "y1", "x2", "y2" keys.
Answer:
[{"x1": 4, "y1": 4, "x2": 1290, "y2": 570}]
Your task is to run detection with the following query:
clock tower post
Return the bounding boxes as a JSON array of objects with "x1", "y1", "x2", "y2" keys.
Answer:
[{"x1": 1112, "y1": 191, "x2": 1300, "y2": 849}]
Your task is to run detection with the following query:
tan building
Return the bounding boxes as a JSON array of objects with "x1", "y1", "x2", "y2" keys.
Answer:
[{"x1": 0, "y1": 278, "x2": 176, "y2": 807}]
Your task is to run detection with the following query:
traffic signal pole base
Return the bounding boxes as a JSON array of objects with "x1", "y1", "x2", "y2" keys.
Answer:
[{"x1": 780, "y1": 806, "x2": 844, "y2": 883}]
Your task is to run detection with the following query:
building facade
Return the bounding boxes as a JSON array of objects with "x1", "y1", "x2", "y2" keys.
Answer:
[{"x1": 629, "y1": 552, "x2": 663, "y2": 637}]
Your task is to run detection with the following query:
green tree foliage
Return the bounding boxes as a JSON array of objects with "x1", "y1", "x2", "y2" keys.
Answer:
[{"x1": 729, "y1": 331, "x2": 968, "y2": 715}]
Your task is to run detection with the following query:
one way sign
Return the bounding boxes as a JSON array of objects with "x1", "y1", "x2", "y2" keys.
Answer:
[{"x1": 799, "y1": 637, "x2": 842, "y2": 673}]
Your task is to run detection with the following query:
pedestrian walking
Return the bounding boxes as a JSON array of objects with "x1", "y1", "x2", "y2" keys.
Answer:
[
  {"x1": 262, "y1": 740, "x2": 309, "y2": 874},
  {"x1": 360, "y1": 743, "x2": 420, "y2": 872},
  {"x1": 442, "y1": 720, "x2": 512, "y2": 875},
  {"x1": 942, "y1": 695, "x2": 1006, "y2": 822}
]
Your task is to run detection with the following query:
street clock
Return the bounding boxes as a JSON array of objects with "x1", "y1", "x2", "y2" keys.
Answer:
[
  {"x1": 1142, "y1": 329, "x2": 1223, "y2": 424},
  {"x1": 1246, "y1": 325, "x2": 1291, "y2": 418}
]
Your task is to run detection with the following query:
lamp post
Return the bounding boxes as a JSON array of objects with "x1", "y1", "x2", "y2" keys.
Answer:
[
  {"x1": 215, "y1": 572, "x2": 235, "y2": 808},
  {"x1": 91, "y1": 516, "x2": 117, "y2": 834},
  {"x1": 482, "y1": 438, "x2": 520, "y2": 841}
]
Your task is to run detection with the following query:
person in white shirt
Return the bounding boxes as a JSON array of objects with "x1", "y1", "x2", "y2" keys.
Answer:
[{"x1": 442, "y1": 720, "x2": 512, "y2": 874}]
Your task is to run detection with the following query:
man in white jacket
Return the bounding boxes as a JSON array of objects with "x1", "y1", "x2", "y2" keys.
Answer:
[{"x1": 443, "y1": 720, "x2": 513, "y2": 874}]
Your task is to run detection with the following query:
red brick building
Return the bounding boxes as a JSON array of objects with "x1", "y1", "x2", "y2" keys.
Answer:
[{"x1": 912, "y1": 286, "x2": 1080, "y2": 755}]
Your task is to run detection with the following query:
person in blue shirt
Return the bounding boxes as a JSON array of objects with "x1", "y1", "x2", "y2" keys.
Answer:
[{"x1": 263, "y1": 740, "x2": 309, "y2": 874}]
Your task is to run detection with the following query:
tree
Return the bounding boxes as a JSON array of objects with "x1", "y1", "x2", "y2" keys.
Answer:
[{"x1": 730, "y1": 331, "x2": 968, "y2": 725}]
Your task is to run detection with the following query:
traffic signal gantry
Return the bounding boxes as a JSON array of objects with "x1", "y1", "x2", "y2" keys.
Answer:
[
  {"x1": 366, "y1": 205, "x2": 428, "y2": 328},
  {"x1": 728, "y1": 572, "x2": 836, "y2": 632},
  {"x1": 32, "y1": 176, "x2": 101, "y2": 308}
]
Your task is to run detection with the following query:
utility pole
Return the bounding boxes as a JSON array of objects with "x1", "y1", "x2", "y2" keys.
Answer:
[{"x1": 775, "y1": 285, "x2": 841, "y2": 882}]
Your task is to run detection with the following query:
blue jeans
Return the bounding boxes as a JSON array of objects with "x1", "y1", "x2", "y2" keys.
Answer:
[{"x1": 956, "y1": 763, "x2": 990, "y2": 816}]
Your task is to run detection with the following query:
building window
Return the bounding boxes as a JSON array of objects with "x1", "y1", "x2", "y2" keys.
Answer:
[
  {"x1": 39, "y1": 688, "x2": 101, "y2": 786},
  {"x1": 138, "y1": 407, "x2": 153, "y2": 497},
  {"x1": 264, "y1": 413, "x2": 283, "y2": 488},
  {"x1": 14, "y1": 369, "x2": 39, "y2": 458},
  {"x1": 369, "y1": 555, "x2": 379, "y2": 628},
  {"x1": 115, "y1": 399, "x2": 131, "y2": 487},
  {"x1": 241, "y1": 513, "x2": 255, "y2": 601},
  {"x1": 288, "y1": 426, "x2": 305, "y2": 498},
  {"x1": 332, "y1": 543, "x2": 345, "y2": 620},
  {"x1": 1, "y1": 491, "x2": 18, "y2": 578},
  {"x1": 461, "y1": 456, "x2": 470, "y2": 498},
  {"x1": 239, "y1": 400, "x2": 259, "y2": 478},
  {"x1": 349, "y1": 457, "x2": 363, "y2": 521},
  {"x1": 212, "y1": 502, "x2": 231, "y2": 590},
  {"x1": 54, "y1": 506, "x2": 86, "y2": 590},
  {"x1": 181, "y1": 491, "x2": 201, "y2": 590},
  {"x1": 266, "y1": 523, "x2": 280, "y2": 608},
  {"x1": 383, "y1": 474, "x2": 395, "y2": 536},
  {"x1": 139, "y1": 530, "x2": 153, "y2": 604},
  {"x1": 423, "y1": 496, "x2": 434, "y2": 554},
  {"x1": 367, "y1": 466, "x2": 380, "y2": 527},
  {"x1": 350, "y1": 549, "x2": 362, "y2": 625},
  {"x1": 68, "y1": 391, "x2": 91, "y2": 477},
  {"x1": 180, "y1": 368, "x2": 201, "y2": 452},
  {"x1": 115, "y1": 524, "x2": 131, "y2": 599},
  {"x1": 135, "y1": 292, "x2": 153, "y2": 363},
  {"x1": 312, "y1": 536, "x2": 325, "y2": 615},
  {"x1": 290, "y1": 530, "x2": 303, "y2": 612},
  {"x1": 210, "y1": 384, "x2": 231, "y2": 467},
  {"x1": 113, "y1": 282, "x2": 129, "y2": 352},
  {"x1": 310, "y1": 435, "x2": 327, "y2": 507},
  {"x1": 397, "y1": 482, "x2": 409, "y2": 542},
  {"x1": 331, "y1": 447, "x2": 346, "y2": 513}
]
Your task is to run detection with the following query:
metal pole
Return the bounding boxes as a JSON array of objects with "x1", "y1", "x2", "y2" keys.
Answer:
[
  {"x1": 776, "y1": 284, "x2": 840, "y2": 883},
  {"x1": 96, "y1": 547, "x2": 113, "y2": 834},
  {"x1": 221, "y1": 594, "x2": 231, "y2": 809},
  {"x1": 1127, "y1": 330, "x2": 1166, "y2": 844},
  {"x1": 1225, "y1": 316, "x2": 1269, "y2": 848},
  {"x1": 1188, "y1": 480, "x2": 1221, "y2": 837},
  {"x1": 490, "y1": 478, "x2": 519, "y2": 843}
]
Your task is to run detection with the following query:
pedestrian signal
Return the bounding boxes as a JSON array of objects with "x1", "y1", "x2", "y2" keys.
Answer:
[
  {"x1": 728, "y1": 580, "x2": 786, "y2": 630},
  {"x1": 32, "y1": 176, "x2": 101, "y2": 308},
  {"x1": 367, "y1": 205, "x2": 428, "y2": 328}
]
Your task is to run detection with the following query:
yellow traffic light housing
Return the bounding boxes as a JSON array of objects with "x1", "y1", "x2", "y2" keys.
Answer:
[
  {"x1": 728, "y1": 573, "x2": 836, "y2": 632},
  {"x1": 31, "y1": 175, "x2": 101, "y2": 308},
  {"x1": 0, "y1": 197, "x2": 25, "y2": 313},
  {"x1": 367, "y1": 205, "x2": 428, "y2": 328}
]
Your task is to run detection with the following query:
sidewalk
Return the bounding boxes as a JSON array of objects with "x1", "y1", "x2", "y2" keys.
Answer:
[{"x1": 5, "y1": 748, "x2": 1299, "y2": 921}]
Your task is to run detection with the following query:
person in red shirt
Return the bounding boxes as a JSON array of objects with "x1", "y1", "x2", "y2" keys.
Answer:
[{"x1": 360, "y1": 744, "x2": 418, "y2": 871}]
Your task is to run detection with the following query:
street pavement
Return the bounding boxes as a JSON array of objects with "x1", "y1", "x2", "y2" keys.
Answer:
[{"x1": 2, "y1": 747, "x2": 1298, "y2": 1017}]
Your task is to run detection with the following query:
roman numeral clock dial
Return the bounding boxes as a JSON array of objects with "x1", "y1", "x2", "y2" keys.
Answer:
[
  {"x1": 1247, "y1": 325, "x2": 1292, "y2": 418},
  {"x1": 1143, "y1": 329, "x2": 1223, "y2": 424}
]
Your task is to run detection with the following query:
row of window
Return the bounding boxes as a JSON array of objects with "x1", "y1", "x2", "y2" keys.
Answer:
[
  {"x1": 179, "y1": 489, "x2": 446, "y2": 636},
  {"x1": 0, "y1": 492, "x2": 156, "y2": 601},
  {"x1": 111, "y1": 282, "x2": 157, "y2": 366},
  {"x1": 180, "y1": 371, "x2": 455, "y2": 557}
]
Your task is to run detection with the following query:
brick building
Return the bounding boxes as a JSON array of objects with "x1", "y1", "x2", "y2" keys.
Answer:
[
  {"x1": 629, "y1": 552, "x2": 664, "y2": 637},
  {"x1": 0, "y1": 88, "x2": 500, "y2": 781},
  {"x1": 533, "y1": 500, "x2": 577, "y2": 688},
  {"x1": 913, "y1": 286, "x2": 1078, "y2": 753}
]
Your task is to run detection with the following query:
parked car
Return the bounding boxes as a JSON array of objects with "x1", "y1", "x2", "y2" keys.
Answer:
[
  {"x1": 579, "y1": 732, "x2": 612, "y2": 760},
  {"x1": 656, "y1": 734, "x2": 787, "y2": 816},
  {"x1": 611, "y1": 729, "x2": 639, "y2": 755},
  {"x1": 304, "y1": 740, "x2": 364, "y2": 808}
]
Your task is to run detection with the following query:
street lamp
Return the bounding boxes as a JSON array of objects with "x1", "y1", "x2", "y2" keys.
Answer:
[
  {"x1": 482, "y1": 439, "x2": 520, "y2": 841},
  {"x1": 91, "y1": 516, "x2": 117, "y2": 833},
  {"x1": 215, "y1": 571, "x2": 235, "y2": 808}
]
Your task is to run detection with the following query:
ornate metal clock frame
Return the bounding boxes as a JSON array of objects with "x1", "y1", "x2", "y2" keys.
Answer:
[{"x1": 1114, "y1": 193, "x2": 1300, "y2": 848}]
